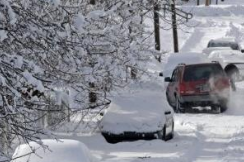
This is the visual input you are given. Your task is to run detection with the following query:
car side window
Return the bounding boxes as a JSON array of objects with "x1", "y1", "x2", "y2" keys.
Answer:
[{"x1": 171, "y1": 68, "x2": 178, "y2": 82}]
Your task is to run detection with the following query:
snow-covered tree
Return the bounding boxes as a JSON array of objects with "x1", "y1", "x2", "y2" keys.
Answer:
[{"x1": 0, "y1": 0, "x2": 156, "y2": 159}]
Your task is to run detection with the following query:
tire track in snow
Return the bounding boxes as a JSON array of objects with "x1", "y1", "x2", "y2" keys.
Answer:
[
  {"x1": 180, "y1": 20, "x2": 230, "y2": 52},
  {"x1": 180, "y1": 28, "x2": 205, "y2": 52}
]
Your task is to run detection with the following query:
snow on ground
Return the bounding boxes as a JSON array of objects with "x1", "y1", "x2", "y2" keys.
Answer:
[{"x1": 10, "y1": 1, "x2": 244, "y2": 162}]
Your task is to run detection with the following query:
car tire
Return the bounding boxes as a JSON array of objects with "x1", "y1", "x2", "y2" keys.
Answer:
[
  {"x1": 175, "y1": 97, "x2": 184, "y2": 113},
  {"x1": 166, "y1": 92, "x2": 174, "y2": 109},
  {"x1": 211, "y1": 105, "x2": 221, "y2": 114},
  {"x1": 166, "y1": 122, "x2": 174, "y2": 141},
  {"x1": 157, "y1": 125, "x2": 166, "y2": 140},
  {"x1": 220, "y1": 100, "x2": 228, "y2": 113}
]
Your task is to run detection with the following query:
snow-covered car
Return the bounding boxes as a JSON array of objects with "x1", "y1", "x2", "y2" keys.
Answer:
[
  {"x1": 208, "y1": 50, "x2": 244, "y2": 85},
  {"x1": 207, "y1": 38, "x2": 243, "y2": 52},
  {"x1": 202, "y1": 47, "x2": 232, "y2": 56},
  {"x1": 11, "y1": 139, "x2": 96, "y2": 162},
  {"x1": 99, "y1": 81, "x2": 174, "y2": 143},
  {"x1": 163, "y1": 52, "x2": 210, "y2": 78}
]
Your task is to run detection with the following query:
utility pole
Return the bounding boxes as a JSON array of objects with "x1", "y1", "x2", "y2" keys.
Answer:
[
  {"x1": 205, "y1": 0, "x2": 210, "y2": 6},
  {"x1": 171, "y1": 0, "x2": 179, "y2": 53},
  {"x1": 154, "y1": 1, "x2": 161, "y2": 62}
]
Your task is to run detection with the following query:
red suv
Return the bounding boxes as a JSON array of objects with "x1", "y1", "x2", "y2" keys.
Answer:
[{"x1": 165, "y1": 62, "x2": 231, "y2": 113}]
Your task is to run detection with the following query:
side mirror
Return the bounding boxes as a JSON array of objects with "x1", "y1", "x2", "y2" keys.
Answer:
[
  {"x1": 164, "y1": 77, "x2": 172, "y2": 82},
  {"x1": 164, "y1": 111, "x2": 171, "y2": 115},
  {"x1": 241, "y1": 49, "x2": 244, "y2": 53},
  {"x1": 159, "y1": 72, "x2": 163, "y2": 77}
]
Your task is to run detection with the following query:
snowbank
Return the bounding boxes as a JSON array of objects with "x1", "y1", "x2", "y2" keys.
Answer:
[{"x1": 12, "y1": 139, "x2": 96, "y2": 162}]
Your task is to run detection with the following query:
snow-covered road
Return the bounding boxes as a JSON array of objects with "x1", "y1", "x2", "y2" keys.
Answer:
[{"x1": 54, "y1": 2, "x2": 244, "y2": 162}]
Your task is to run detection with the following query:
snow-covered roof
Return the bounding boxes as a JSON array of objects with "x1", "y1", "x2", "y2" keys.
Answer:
[
  {"x1": 163, "y1": 52, "x2": 210, "y2": 77},
  {"x1": 11, "y1": 139, "x2": 96, "y2": 162},
  {"x1": 202, "y1": 47, "x2": 232, "y2": 55},
  {"x1": 209, "y1": 37, "x2": 237, "y2": 43},
  {"x1": 208, "y1": 50, "x2": 244, "y2": 64},
  {"x1": 99, "y1": 81, "x2": 172, "y2": 135}
]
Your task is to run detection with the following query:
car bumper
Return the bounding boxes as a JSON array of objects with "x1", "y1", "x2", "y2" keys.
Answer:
[
  {"x1": 102, "y1": 131, "x2": 159, "y2": 142},
  {"x1": 180, "y1": 93, "x2": 228, "y2": 106},
  {"x1": 101, "y1": 119, "x2": 174, "y2": 142}
]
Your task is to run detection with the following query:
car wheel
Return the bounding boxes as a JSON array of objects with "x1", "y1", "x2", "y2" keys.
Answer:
[
  {"x1": 157, "y1": 125, "x2": 166, "y2": 140},
  {"x1": 175, "y1": 97, "x2": 184, "y2": 113},
  {"x1": 211, "y1": 105, "x2": 221, "y2": 114},
  {"x1": 166, "y1": 122, "x2": 174, "y2": 141},
  {"x1": 166, "y1": 93, "x2": 174, "y2": 109},
  {"x1": 219, "y1": 100, "x2": 228, "y2": 113}
]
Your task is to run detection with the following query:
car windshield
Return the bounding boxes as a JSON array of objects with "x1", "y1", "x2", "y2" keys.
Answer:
[
  {"x1": 208, "y1": 41, "x2": 239, "y2": 50},
  {"x1": 183, "y1": 64, "x2": 224, "y2": 82}
]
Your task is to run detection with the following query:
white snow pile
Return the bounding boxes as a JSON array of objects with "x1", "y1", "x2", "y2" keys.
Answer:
[
  {"x1": 99, "y1": 80, "x2": 172, "y2": 134},
  {"x1": 11, "y1": 139, "x2": 97, "y2": 162},
  {"x1": 163, "y1": 52, "x2": 210, "y2": 78}
]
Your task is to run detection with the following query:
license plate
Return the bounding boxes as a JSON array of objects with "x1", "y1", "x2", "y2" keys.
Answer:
[{"x1": 197, "y1": 84, "x2": 210, "y2": 92}]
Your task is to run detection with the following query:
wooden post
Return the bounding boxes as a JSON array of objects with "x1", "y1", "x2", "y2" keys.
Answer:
[
  {"x1": 216, "y1": 0, "x2": 218, "y2": 4},
  {"x1": 171, "y1": 0, "x2": 179, "y2": 53}
]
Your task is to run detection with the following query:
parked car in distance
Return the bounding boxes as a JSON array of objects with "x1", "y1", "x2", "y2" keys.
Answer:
[
  {"x1": 202, "y1": 47, "x2": 232, "y2": 56},
  {"x1": 207, "y1": 49, "x2": 244, "y2": 90},
  {"x1": 207, "y1": 38, "x2": 243, "y2": 52},
  {"x1": 11, "y1": 139, "x2": 96, "y2": 162},
  {"x1": 99, "y1": 81, "x2": 174, "y2": 143},
  {"x1": 165, "y1": 62, "x2": 231, "y2": 113}
]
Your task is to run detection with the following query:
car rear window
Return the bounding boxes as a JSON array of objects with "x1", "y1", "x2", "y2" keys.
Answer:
[{"x1": 183, "y1": 64, "x2": 224, "y2": 82}]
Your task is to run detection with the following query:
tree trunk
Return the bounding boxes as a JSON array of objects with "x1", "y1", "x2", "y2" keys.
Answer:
[
  {"x1": 154, "y1": 1, "x2": 161, "y2": 62},
  {"x1": 197, "y1": 0, "x2": 200, "y2": 5},
  {"x1": 90, "y1": 0, "x2": 95, "y2": 5},
  {"x1": 205, "y1": 0, "x2": 210, "y2": 6}
]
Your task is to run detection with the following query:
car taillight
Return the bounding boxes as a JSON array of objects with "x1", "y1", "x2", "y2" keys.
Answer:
[
  {"x1": 222, "y1": 78, "x2": 230, "y2": 87},
  {"x1": 179, "y1": 83, "x2": 186, "y2": 94},
  {"x1": 215, "y1": 77, "x2": 230, "y2": 90}
]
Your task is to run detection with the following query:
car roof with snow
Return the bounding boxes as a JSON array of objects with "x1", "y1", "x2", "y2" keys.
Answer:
[
  {"x1": 209, "y1": 37, "x2": 237, "y2": 43},
  {"x1": 202, "y1": 47, "x2": 232, "y2": 55},
  {"x1": 208, "y1": 50, "x2": 244, "y2": 64},
  {"x1": 163, "y1": 52, "x2": 210, "y2": 77},
  {"x1": 99, "y1": 80, "x2": 172, "y2": 135},
  {"x1": 11, "y1": 139, "x2": 96, "y2": 162},
  {"x1": 207, "y1": 38, "x2": 240, "y2": 50}
]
